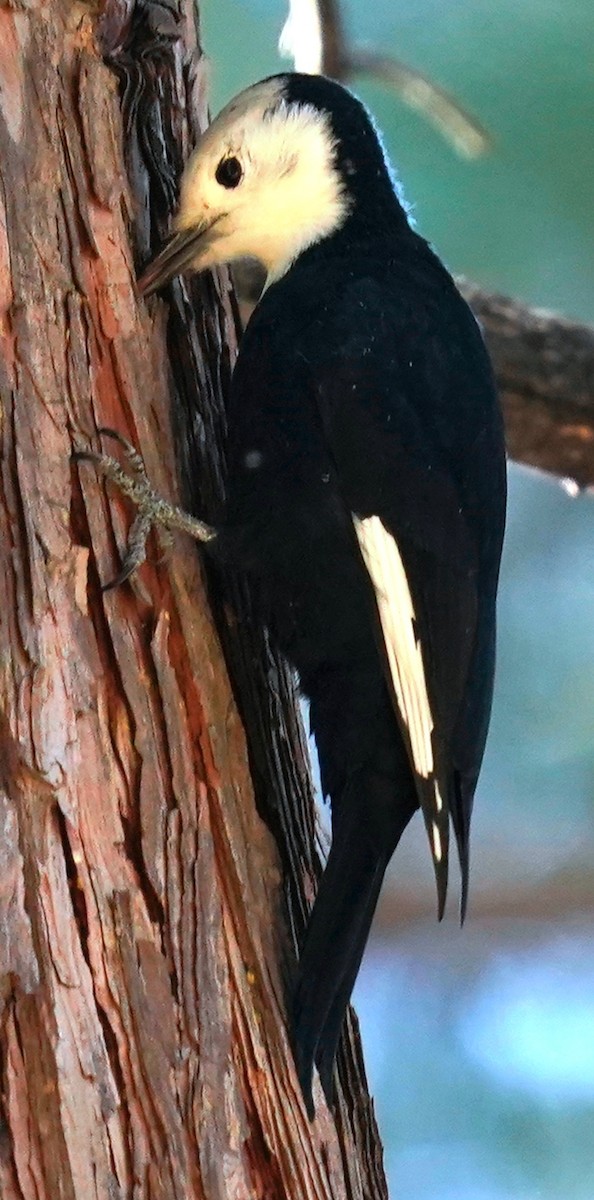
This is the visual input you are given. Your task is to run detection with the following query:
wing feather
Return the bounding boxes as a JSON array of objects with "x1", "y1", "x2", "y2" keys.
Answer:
[
  {"x1": 299, "y1": 267, "x2": 505, "y2": 915},
  {"x1": 353, "y1": 513, "x2": 449, "y2": 910}
]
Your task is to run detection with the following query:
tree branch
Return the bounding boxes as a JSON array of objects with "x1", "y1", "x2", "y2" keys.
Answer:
[
  {"x1": 280, "y1": 0, "x2": 490, "y2": 155},
  {"x1": 460, "y1": 283, "x2": 594, "y2": 488}
]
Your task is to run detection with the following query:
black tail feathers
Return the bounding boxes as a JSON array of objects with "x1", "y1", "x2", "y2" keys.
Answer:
[
  {"x1": 292, "y1": 828, "x2": 389, "y2": 1117},
  {"x1": 451, "y1": 770, "x2": 473, "y2": 923}
]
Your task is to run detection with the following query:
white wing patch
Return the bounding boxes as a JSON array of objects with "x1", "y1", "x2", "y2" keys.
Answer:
[
  {"x1": 353, "y1": 513, "x2": 437, "y2": 782},
  {"x1": 432, "y1": 820, "x2": 443, "y2": 862}
]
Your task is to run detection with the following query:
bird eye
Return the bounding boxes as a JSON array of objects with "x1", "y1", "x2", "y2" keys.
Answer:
[{"x1": 215, "y1": 156, "x2": 243, "y2": 189}]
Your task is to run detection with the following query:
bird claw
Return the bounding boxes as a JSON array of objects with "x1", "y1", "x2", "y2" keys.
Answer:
[{"x1": 73, "y1": 428, "x2": 216, "y2": 590}]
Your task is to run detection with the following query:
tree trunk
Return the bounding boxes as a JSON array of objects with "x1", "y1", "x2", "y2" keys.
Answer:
[{"x1": 0, "y1": 2, "x2": 387, "y2": 1197}]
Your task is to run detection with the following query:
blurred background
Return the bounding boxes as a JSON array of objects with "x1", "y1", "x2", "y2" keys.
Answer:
[{"x1": 203, "y1": 2, "x2": 594, "y2": 1195}]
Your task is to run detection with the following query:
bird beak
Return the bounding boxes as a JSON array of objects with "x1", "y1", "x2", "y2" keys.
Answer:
[{"x1": 137, "y1": 219, "x2": 221, "y2": 296}]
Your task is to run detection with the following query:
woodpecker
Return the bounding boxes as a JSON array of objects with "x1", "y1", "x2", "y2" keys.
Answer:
[{"x1": 125, "y1": 73, "x2": 506, "y2": 1114}]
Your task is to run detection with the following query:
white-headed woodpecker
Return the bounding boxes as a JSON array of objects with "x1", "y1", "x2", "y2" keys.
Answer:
[{"x1": 130, "y1": 73, "x2": 506, "y2": 1115}]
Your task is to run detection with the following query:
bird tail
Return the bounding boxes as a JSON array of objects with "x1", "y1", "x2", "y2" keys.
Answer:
[
  {"x1": 292, "y1": 814, "x2": 390, "y2": 1118},
  {"x1": 450, "y1": 770, "x2": 474, "y2": 923},
  {"x1": 294, "y1": 680, "x2": 418, "y2": 1116}
]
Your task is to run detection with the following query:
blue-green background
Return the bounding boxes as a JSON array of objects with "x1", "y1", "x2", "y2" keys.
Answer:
[{"x1": 203, "y1": 3, "x2": 594, "y2": 1195}]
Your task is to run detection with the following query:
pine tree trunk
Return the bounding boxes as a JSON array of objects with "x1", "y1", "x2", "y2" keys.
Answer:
[{"x1": 0, "y1": 2, "x2": 388, "y2": 1197}]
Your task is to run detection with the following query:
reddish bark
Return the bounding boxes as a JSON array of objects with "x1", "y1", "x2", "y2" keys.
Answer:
[{"x1": 0, "y1": 2, "x2": 387, "y2": 1197}]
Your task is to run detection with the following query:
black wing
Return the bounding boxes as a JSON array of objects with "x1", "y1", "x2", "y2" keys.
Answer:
[{"x1": 303, "y1": 272, "x2": 506, "y2": 913}]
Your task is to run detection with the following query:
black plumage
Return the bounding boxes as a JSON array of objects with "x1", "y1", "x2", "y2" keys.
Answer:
[{"x1": 138, "y1": 73, "x2": 507, "y2": 1116}]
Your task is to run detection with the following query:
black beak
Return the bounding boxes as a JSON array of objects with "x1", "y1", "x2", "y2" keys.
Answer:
[{"x1": 137, "y1": 220, "x2": 219, "y2": 296}]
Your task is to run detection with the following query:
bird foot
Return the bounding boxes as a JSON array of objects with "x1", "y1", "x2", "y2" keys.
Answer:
[{"x1": 73, "y1": 428, "x2": 216, "y2": 590}]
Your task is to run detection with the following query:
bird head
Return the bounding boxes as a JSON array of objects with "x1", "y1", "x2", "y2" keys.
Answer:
[{"x1": 138, "y1": 73, "x2": 402, "y2": 295}]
